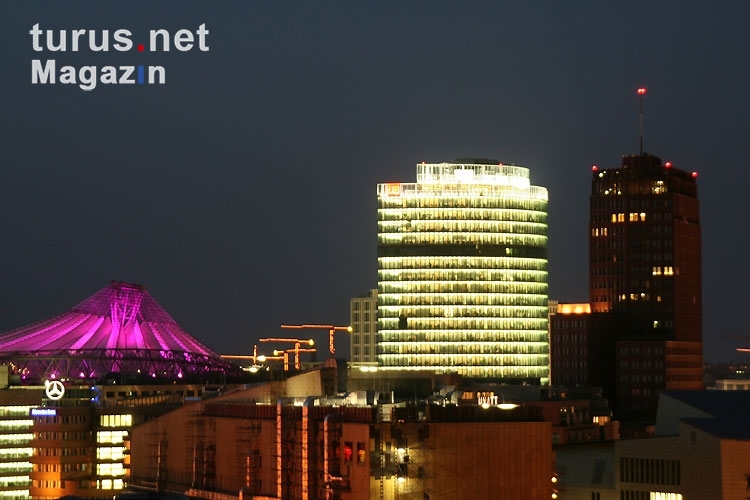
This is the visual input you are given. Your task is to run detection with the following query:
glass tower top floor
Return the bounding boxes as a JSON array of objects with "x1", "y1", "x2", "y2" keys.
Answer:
[{"x1": 378, "y1": 161, "x2": 548, "y2": 200}]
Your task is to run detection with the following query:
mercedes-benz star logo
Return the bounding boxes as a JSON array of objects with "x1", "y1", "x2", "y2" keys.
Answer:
[{"x1": 44, "y1": 379, "x2": 65, "y2": 400}]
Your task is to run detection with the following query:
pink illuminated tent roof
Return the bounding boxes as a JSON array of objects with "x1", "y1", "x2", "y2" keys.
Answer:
[{"x1": 0, "y1": 281, "x2": 235, "y2": 382}]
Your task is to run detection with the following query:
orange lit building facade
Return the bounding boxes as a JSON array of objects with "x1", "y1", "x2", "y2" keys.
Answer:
[
  {"x1": 1, "y1": 383, "x2": 216, "y2": 500},
  {"x1": 130, "y1": 384, "x2": 556, "y2": 500}
]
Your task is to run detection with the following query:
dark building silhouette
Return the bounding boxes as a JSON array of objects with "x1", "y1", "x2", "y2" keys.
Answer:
[
  {"x1": 549, "y1": 304, "x2": 616, "y2": 399},
  {"x1": 587, "y1": 153, "x2": 703, "y2": 424}
]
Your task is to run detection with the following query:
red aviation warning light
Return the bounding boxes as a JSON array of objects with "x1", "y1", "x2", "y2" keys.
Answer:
[
  {"x1": 637, "y1": 88, "x2": 647, "y2": 95},
  {"x1": 591, "y1": 165, "x2": 598, "y2": 172}
]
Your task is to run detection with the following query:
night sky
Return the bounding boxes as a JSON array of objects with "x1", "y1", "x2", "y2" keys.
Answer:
[{"x1": 2, "y1": 2, "x2": 749, "y2": 363}]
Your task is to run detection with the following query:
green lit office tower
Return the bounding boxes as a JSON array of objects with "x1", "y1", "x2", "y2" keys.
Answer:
[{"x1": 377, "y1": 159, "x2": 550, "y2": 383}]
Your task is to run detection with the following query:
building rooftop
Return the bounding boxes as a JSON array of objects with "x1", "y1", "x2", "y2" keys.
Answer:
[
  {"x1": 681, "y1": 417, "x2": 750, "y2": 440},
  {"x1": 656, "y1": 391, "x2": 750, "y2": 437},
  {"x1": 660, "y1": 390, "x2": 750, "y2": 419}
]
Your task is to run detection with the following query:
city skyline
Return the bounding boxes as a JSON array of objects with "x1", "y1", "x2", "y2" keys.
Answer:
[{"x1": 2, "y1": 2, "x2": 750, "y2": 362}]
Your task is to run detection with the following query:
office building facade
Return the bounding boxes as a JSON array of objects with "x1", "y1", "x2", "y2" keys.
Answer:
[
  {"x1": 588, "y1": 154, "x2": 703, "y2": 419},
  {"x1": 350, "y1": 290, "x2": 378, "y2": 366},
  {"x1": 130, "y1": 371, "x2": 556, "y2": 500},
  {"x1": 589, "y1": 154, "x2": 701, "y2": 338},
  {"x1": 377, "y1": 159, "x2": 549, "y2": 382}
]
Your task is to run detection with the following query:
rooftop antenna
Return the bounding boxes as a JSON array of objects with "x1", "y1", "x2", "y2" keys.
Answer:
[{"x1": 637, "y1": 87, "x2": 647, "y2": 155}]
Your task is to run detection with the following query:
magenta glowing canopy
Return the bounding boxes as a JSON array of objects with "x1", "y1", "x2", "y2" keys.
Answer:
[{"x1": 0, "y1": 281, "x2": 235, "y2": 382}]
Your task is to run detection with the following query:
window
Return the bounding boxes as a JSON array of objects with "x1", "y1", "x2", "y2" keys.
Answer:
[{"x1": 344, "y1": 442, "x2": 353, "y2": 462}]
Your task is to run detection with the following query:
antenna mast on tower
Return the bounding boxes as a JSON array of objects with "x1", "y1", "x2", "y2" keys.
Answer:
[{"x1": 637, "y1": 87, "x2": 647, "y2": 155}]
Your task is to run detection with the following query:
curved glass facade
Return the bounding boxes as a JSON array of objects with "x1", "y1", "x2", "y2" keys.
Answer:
[{"x1": 377, "y1": 161, "x2": 549, "y2": 382}]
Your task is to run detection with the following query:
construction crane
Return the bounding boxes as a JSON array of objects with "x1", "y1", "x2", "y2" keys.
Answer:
[
  {"x1": 274, "y1": 348, "x2": 317, "y2": 370},
  {"x1": 280, "y1": 324, "x2": 353, "y2": 356},
  {"x1": 220, "y1": 344, "x2": 262, "y2": 363},
  {"x1": 259, "y1": 337, "x2": 316, "y2": 370},
  {"x1": 220, "y1": 344, "x2": 283, "y2": 372}
]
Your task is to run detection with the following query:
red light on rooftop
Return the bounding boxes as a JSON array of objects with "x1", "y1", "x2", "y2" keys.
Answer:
[
  {"x1": 421, "y1": 161, "x2": 426, "y2": 165},
  {"x1": 591, "y1": 165, "x2": 598, "y2": 172},
  {"x1": 637, "y1": 88, "x2": 647, "y2": 95},
  {"x1": 691, "y1": 171, "x2": 698, "y2": 178},
  {"x1": 664, "y1": 161, "x2": 672, "y2": 168}
]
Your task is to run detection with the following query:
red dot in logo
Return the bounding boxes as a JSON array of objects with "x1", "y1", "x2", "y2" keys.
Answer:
[{"x1": 138, "y1": 44, "x2": 145, "y2": 52}]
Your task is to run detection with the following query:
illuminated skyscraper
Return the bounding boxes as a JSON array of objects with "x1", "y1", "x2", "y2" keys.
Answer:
[{"x1": 377, "y1": 159, "x2": 549, "y2": 382}]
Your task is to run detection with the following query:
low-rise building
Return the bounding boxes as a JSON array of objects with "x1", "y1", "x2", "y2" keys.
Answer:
[
  {"x1": 555, "y1": 391, "x2": 750, "y2": 500},
  {"x1": 130, "y1": 370, "x2": 556, "y2": 500}
]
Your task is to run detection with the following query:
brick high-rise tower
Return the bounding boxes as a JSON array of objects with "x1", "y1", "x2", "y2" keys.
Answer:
[{"x1": 589, "y1": 153, "x2": 703, "y2": 421}]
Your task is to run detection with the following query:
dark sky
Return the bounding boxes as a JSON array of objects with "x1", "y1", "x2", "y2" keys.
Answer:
[{"x1": 2, "y1": 2, "x2": 749, "y2": 363}]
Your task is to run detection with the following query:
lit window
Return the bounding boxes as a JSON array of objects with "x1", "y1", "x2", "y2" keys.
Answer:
[{"x1": 650, "y1": 493, "x2": 683, "y2": 500}]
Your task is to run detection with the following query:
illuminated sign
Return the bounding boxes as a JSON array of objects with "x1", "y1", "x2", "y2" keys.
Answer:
[
  {"x1": 44, "y1": 379, "x2": 65, "y2": 400},
  {"x1": 384, "y1": 183, "x2": 401, "y2": 196},
  {"x1": 478, "y1": 395, "x2": 498, "y2": 406},
  {"x1": 31, "y1": 408, "x2": 57, "y2": 417}
]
